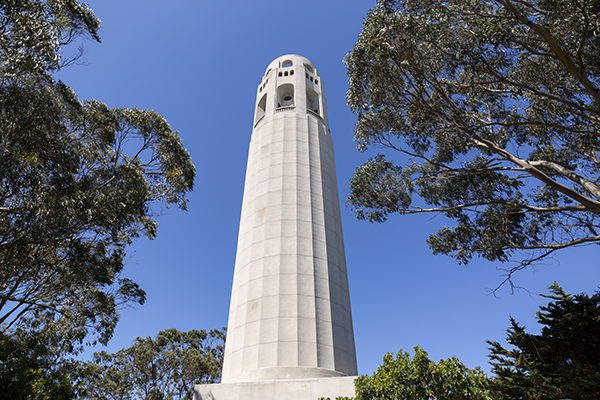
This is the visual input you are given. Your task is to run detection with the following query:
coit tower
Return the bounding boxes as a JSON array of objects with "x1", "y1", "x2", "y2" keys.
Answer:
[{"x1": 221, "y1": 54, "x2": 358, "y2": 383}]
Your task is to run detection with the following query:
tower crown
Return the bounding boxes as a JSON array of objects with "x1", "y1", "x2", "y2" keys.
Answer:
[{"x1": 254, "y1": 54, "x2": 327, "y2": 128}]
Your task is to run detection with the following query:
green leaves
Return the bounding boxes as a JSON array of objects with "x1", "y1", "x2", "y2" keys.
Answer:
[
  {"x1": 328, "y1": 283, "x2": 600, "y2": 400},
  {"x1": 77, "y1": 328, "x2": 226, "y2": 400},
  {"x1": 0, "y1": 82, "x2": 196, "y2": 351},
  {"x1": 347, "y1": 154, "x2": 411, "y2": 222},
  {"x1": 0, "y1": 2, "x2": 197, "y2": 398},
  {"x1": 0, "y1": 332, "x2": 77, "y2": 400},
  {"x1": 349, "y1": 346, "x2": 492, "y2": 400},
  {"x1": 0, "y1": 0, "x2": 101, "y2": 82},
  {"x1": 487, "y1": 284, "x2": 600, "y2": 399},
  {"x1": 346, "y1": 0, "x2": 600, "y2": 275},
  {"x1": 0, "y1": 0, "x2": 195, "y2": 361}
]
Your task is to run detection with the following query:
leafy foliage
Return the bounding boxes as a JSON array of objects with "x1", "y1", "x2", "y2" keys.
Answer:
[
  {"x1": 345, "y1": 0, "x2": 600, "y2": 281},
  {"x1": 77, "y1": 328, "x2": 226, "y2": 400},
  {"x1": 0, "y1": 0, "x2": 101, "y2": 84},
  {"x1": 324, "y1": 346, "x2": 491, "y2": 400},
  {"x1": 0, "y1": 0, "x2": 195, "y2": 359},
  {"x1": 0, "y1": 331, "x2": 76, "y2": 400},
  {"x1": 488, "y1": 283, "x2": 600, "y2": 399}
]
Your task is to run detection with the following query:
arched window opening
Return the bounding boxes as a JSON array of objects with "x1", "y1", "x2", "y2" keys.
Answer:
[
  {"x1": 282, "y1": 60, "x2": 293, "y2": 68},
  {"x1": 306, "y1": 88, "x2": 319, "y2": 115},
  {"x1": 277, "y1": 84, "x2": 294, "y2": 108},
  {"x1": 256, "y1": 93, "x2": 267, "y2": 122},
  {"x1": 304, "y1": 63, "x2": 314, "y2": 73}
]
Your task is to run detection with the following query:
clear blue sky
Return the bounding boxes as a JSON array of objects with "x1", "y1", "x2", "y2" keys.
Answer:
[{"x1": 55, "y1": 0, "x2": 600, "y2": 376}]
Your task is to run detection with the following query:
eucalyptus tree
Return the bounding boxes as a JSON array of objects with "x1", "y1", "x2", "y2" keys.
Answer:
[
  {"x1": 0, "y1": 0, "x2": 195, "y2": 356},
  {"x1": 0, "y1": 0, "x2": 100, "y2": 84},
  {"x1": 78, "y1": 328, "x2": 225, "y2": 400},
  {"x1": 345, "y1": 0, "x2": 600, "y2": 283}
]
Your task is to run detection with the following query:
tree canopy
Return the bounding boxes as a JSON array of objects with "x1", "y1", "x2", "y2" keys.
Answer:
[
  {"x1": 325, "y1": 346, "x2": 492, "y2": 400},
  {"x1": 345, "y1": 0, "x2": 600, "y2": 281},
  {"x1": 0, "y1": 0, "x2": 101, "y2": 84},
  {"x1": 76, "y1": 328, "x2": 225, "y2": 400},
  {"x1": 0, "y1": 332, "x2": 77, "y2": 400},
  {"x1": 0, "y1": 0, "x2": 195, "y2": 358},
  {"x1": 488, "y1": 283, "x2": 600, "y2": 399}
]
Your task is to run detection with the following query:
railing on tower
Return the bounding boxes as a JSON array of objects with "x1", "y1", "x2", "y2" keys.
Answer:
[{"x1": 275, "y1": 106, "x2": 296, "y2": 113}]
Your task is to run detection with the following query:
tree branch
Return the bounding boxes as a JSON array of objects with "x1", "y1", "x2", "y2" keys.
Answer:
[
  {"x1": 528, "y1": 160, "x2": 600, "y2": 200},
  {"x1": 498, "y1": 0, "x2": 600, "y2": 106}
]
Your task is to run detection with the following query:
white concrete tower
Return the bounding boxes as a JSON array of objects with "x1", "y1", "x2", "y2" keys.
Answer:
[{"x1": 221, "y1": 54, "x2": 358, "y2": 384}]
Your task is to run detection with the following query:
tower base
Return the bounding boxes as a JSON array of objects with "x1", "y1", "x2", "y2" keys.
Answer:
[{"x1": 194, "y1": 376, "x2": 357, "y2": 400}]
